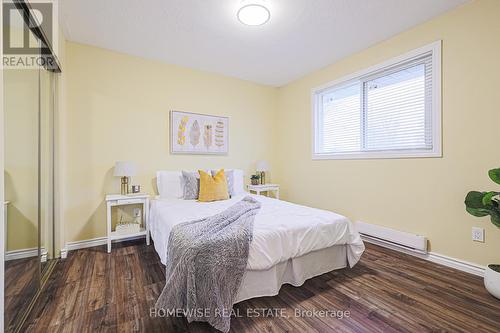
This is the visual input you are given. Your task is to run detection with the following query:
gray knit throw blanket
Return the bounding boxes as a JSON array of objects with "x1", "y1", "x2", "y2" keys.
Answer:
[{"x1": 155, "y1": 196, "x2": 261, "y2": 333}]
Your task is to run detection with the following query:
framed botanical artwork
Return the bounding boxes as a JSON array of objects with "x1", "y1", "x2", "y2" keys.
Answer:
[{"x1": 170, "y1": 110, "x2": 229, "y2": 155}]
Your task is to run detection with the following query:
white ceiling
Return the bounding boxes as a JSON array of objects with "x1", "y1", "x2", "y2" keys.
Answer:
[{"x1": 60, "y1": 0, "x2": 467, "y2": 87}]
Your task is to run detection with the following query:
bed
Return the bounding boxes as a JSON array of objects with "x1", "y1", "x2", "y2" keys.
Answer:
[{"x1": 150, "y1": 170, "x2": 365, "y2": 303}]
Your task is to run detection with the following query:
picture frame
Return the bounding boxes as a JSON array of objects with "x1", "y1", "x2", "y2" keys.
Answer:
[{"x1": 170, "y1": 110, "x2": 229, "y2": 155}]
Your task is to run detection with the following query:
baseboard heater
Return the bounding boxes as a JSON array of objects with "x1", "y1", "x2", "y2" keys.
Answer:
[{"x1": 356, "y1": 221, "x2": 428, "y2": 253}]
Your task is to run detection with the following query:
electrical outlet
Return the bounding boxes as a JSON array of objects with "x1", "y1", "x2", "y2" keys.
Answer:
[
  {"x1": 133, "y1": 208, "x2": 141, "y2": 218},
  {"x1": 472, "y1": 227, "x2": 484, "y2": 242}
]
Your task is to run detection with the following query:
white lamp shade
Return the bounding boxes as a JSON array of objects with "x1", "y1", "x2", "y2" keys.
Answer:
[
  {"x1": 256, "y1": 160, "x2": 269, "y2": 172},
  {"x1": 114, "y1": 161, "x2": 137, "y2": 177}
]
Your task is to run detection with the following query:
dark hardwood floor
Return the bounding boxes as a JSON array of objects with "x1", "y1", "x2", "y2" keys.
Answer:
[
  {"x1": 4, "y1": 257, "x2": 39, "y2": 332},
  {"x1": 19, "y1": 240, "x2": 500, "y2": 332}
]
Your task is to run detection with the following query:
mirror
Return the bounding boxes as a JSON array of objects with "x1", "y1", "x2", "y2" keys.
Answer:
[
  {"x1": 3, "y1": 65, "x2": 41, "y2": 333},
  {"x1": 3, "y1": 4, "x2": 57, "y2": 331}
]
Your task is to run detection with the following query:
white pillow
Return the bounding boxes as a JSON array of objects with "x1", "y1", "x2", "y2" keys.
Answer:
[
  {"x1": 157, "y1": 170, "x2": 215, "y2": 199},
  {"x1": 211, "y1": 169, "x2": 245, "y2": 195},
  {"x1": 232, "y1": 169, "x2": 245, "y2": 194},
  {"x1": 156, "y1": 171, "x2": 183, "y2": 198}
]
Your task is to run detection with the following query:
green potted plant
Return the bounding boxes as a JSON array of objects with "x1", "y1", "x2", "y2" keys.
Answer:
[
  {"x1": 250, "y1": 174, "x2": 260, "y2": 186},
  {"x1": 464, "y1": 168, "x2": 500, "y2": 299}
]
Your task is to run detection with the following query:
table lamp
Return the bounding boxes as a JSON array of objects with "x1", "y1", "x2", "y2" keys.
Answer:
[
  {"x1": 256, "y1": 160, "x2": 269, "y2": 185},
  {"x1": 114, "y1": 161, "x2": 137, "y2": 195}
]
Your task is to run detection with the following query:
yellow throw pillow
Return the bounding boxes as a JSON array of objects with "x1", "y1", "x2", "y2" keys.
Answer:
[{"x1": 198, "y1": 169, "x2": 229, "y2": 202}]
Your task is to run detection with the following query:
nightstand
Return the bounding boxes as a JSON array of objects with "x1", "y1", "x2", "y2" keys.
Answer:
[
  {"x1": 247, "y1": 184, "x2": 280, "y2": 199},
  {"x1": 105, "y1": 194, "x2": 150, "y2": 253}
]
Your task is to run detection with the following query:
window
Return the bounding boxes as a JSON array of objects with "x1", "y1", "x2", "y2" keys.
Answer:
[{"x1": 313, "y1": 41, "x2": 441, "y2": 159}]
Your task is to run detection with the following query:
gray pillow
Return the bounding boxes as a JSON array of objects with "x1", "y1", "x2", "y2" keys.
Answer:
[
  {"x1": 182, "y1": 171, "x2": 200, "y2": 200},
  {"x1": 211, "y1": 169, "x2": 234, "y2": 197}
]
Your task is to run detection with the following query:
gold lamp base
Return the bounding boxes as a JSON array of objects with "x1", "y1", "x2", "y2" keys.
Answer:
[
  {"x1": 260, "y1": 171, "x2": 266, "y2": 184},
  {"x1": 120, "y1": 176, "x2": 129, "y2": 195}
]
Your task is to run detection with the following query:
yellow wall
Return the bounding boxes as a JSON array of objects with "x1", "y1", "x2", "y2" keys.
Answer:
[
  {"x1": 64, "y1": 42, "x2": 277, "y2": 242},
  {"x1": 274, "y1": 0, "x2": 500, "y2": 266}
]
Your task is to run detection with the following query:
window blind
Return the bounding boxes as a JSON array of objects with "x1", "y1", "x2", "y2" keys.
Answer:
[
  {"x1": 314, "y1": 49, "x2": 438, "y2": 159},
  {"x1": 320, "y1": 83, "x2": 360, "y2": 153}
]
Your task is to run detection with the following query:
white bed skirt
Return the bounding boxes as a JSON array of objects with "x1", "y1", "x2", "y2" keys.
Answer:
[{"x1": 234, "y1": 245, "x2": 347, "y2": 303}]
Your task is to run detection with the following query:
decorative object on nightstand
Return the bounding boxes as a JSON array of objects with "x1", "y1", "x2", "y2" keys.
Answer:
[
  {"x1": 131, "y1": 185, "x2": 141, "y2": 193},
  {"x1": 256, "y1": 160, "x2": 269, "y2": 184},
  {"x1": 115, "y1": 221, "x2": 141, "y2": 235},
  {"x1": 114, "y1": 161, "x2": 137, "y2": 195},
  {"x1": 247, "y1": 183, "x2": 279, "y2": 200},
  {"x1": 105, "y1": 193, "x2": 150, "y2": 253},
  {"x1": 250, "y1": 174, "x2": 260, "y2": 185}
]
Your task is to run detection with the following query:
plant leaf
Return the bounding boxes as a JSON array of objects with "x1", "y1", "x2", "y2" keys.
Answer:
[
  {"x1": 466, "y1": 207, "x2": 490, "y2": 217},
  {"x1": 465, "y1": 191, "x2": 487, "y2": 209},
  {"x1": 482, "y1": 191, "x2": 500, "y2": 207},
  {"x1": 488, "y1": 168, "x2": 500, "y2": 185},
  {"x1": 490, "y1": 209, "x2": 500, "y2": 228}
]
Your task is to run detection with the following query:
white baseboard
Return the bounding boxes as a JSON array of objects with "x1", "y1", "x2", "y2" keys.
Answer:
[
  {"x1": 5, "y1": 247, "x2": 37, "y2": 261},
  {"x1": 41, "y1": 248, "x2": 47, "y2": 263},
  {"x1": 362, "y1": 235, "x2": 485, "y2": 277},
  {"x1": 5, "y1": 247, "x2": 47, "y2": 262},
  {"x1": 425, "y1": 251, "x2": 485, "y2": 277},
  {"x1": 66, "y1": 237, "x2": 108, "y2": 251},
  {"x1": 62, "y1": 234, "x2": 146, "y2": 257}
]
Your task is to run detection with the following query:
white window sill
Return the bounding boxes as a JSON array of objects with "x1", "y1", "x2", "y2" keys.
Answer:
[{"x1": 312, "y1": 149, "x2": 442, "y2": 160}]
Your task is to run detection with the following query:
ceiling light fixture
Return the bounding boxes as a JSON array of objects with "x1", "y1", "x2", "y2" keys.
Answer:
[{"x1": 237, "y1": 3, "x2": 270, "y2": 26}]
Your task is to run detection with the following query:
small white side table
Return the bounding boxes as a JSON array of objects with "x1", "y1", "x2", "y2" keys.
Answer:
[
  {"x1": 247, "y1": 184, "x2": 280, "y2": 199},
  {"x1": 105, "y1": 194, "x2": 150, "y2": 253}
]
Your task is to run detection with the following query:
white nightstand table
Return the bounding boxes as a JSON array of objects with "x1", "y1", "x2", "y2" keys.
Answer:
[
  {"x1": 105, "y1": 193, "x2": 150, "y2": 253},
  {"x1": 247, "y1": 184, "x2": 280, "y2": 199}
]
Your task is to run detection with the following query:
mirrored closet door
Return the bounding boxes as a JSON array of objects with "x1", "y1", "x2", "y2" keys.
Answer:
[
  {"x1": 3, "y1": 63, "x2": 41, "y2": 333},
  {"x1": 3, "y1": 2, "x2": 60, "y2": 332}
]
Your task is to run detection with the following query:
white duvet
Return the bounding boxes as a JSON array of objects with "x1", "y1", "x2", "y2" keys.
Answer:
[{"x1": 149, "y1": 194, "x2": 364, "y2": 271}]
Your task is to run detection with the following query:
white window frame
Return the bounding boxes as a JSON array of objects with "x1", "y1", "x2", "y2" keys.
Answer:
[{"x1": 312, "y1": 41, "x2": 442, "y2": 160}]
